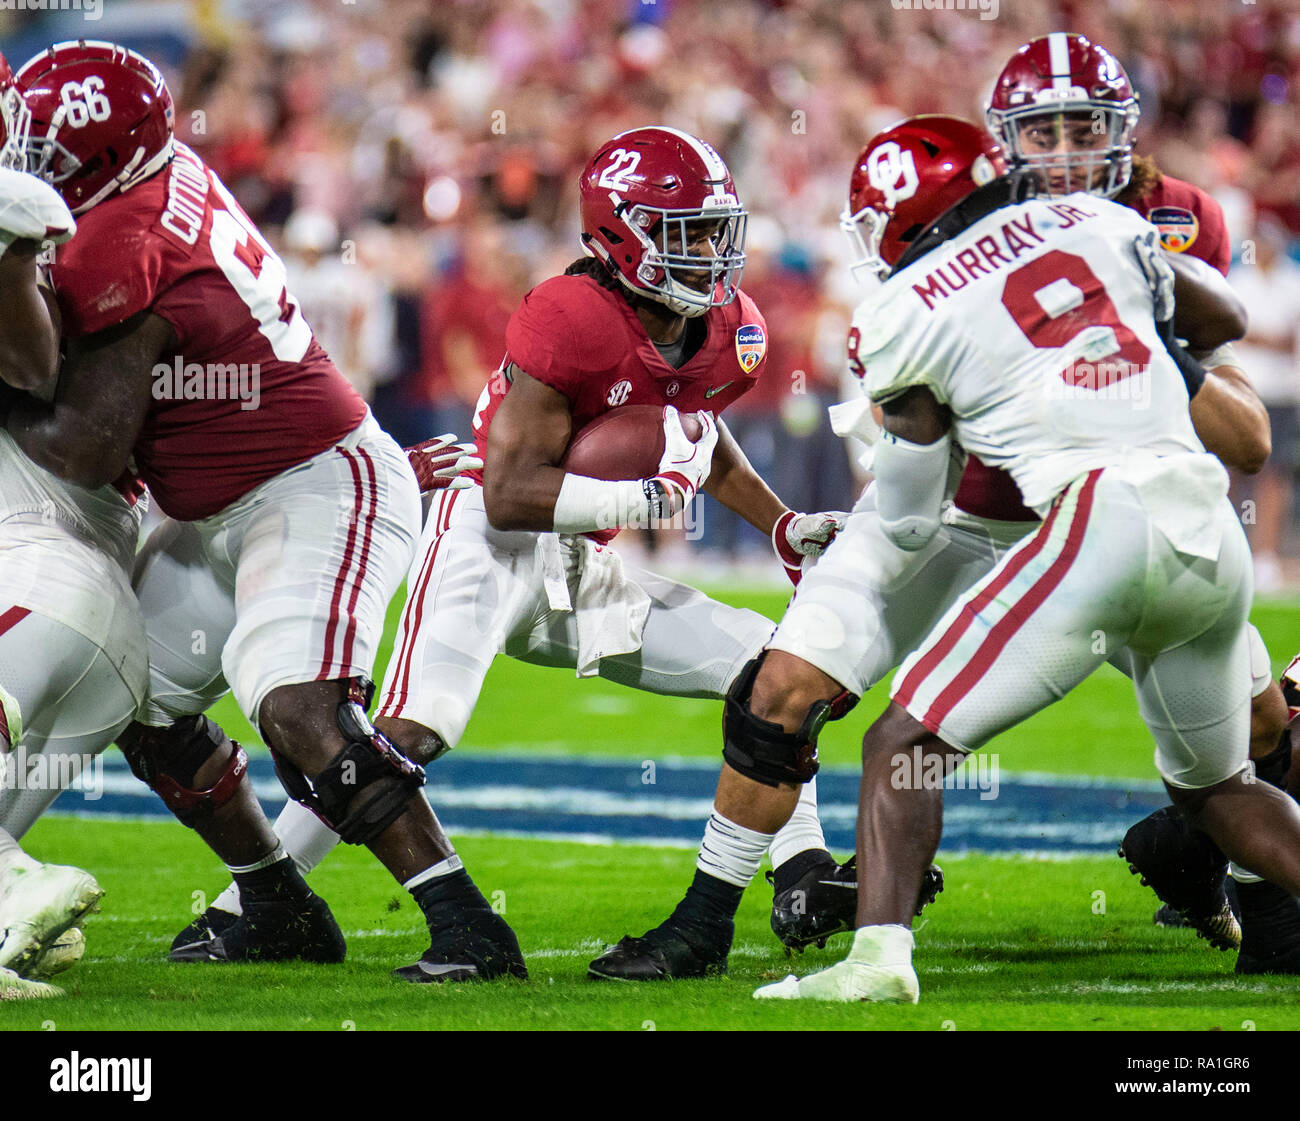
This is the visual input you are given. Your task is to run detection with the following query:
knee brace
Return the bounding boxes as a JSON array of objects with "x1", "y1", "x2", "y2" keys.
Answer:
[
  {"x1": 722, "y1": 653, "x2": 859, "y2": 787},
  {"x1": 118, "y1": 716, "x2": 249, "y2": 827},
  {"x1": 271, "y1": 678, "x2": 426, "y2": 846}
]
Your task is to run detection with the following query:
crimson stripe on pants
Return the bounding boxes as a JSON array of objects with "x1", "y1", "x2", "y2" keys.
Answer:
[
  {"x1": 336, "y1": 446, "x2": 381, "y2": 677},
  {"x1": 894, "y1": 491, "x2": 1070, "y2": 712},
  {"x1": 386, "y1": 489, "x2": 457, "y2": 716},
  {"x1": 919, "y1": 469, "x2": 1102, "y2": 733},
  {"x1": 0, "y1": 606, "x2": 31, "y2": 636},
  {"x1": 318, "y1": 449, "x2": 367, "y2": 679}
]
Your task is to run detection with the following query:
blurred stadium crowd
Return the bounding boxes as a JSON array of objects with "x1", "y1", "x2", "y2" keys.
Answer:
[{"x1": 4, "y1": 0, "x2": 1300, "y2": 578}]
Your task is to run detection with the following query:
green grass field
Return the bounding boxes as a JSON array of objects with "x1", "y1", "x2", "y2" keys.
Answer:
[{"x1": 5, "y1": 587, "x2": 1300, "y2": 1031}]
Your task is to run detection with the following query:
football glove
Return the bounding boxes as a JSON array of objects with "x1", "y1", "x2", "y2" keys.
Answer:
[
  {"x1": 405, "y1": 433, "x2": 482, "y2": 493},
  {"x1": 652, "y1": 406, "x2": 718, "y2": 510},
  {"x1": 1132, "y1": 230, "x2": 1175, "y2": 323},
  {"x1": 772, "y1": 509, "x2": 849, "y2": 586}
]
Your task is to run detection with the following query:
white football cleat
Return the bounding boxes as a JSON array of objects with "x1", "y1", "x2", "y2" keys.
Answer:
[
  {"x1": 754, "y1": 959, "x2": 920, "y2": 1003},
  {"x1": 0, "y1": 863, "x2": 102, "y2": 977},
  {"x1": 0, "y1": 965, "x2": 62, "y2": 1000},
  {"x1": 28, "y1": 926, "x2": 86, "y2": 979}
]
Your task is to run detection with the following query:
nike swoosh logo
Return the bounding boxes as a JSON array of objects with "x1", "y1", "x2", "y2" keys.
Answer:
[
  {"x1": 816, "y1": 880, "x2": 856, "y2": 889},
  {"x1": 704, "y1": 381, "x2": 734, "y2": 399}
]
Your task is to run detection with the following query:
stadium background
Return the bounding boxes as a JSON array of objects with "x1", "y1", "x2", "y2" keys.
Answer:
[
  {"x1": 5, "y1": 0, "x2": 1300, "y2": 1032},
  {"x1": 7, "y1": 0, "x2": 1300, "y2": 580}
]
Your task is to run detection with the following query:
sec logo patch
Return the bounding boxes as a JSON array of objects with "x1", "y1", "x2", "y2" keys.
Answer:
[
  {"x1": 735, "y1": 323, "x2": 766, "y2": 373},
  {"x1": 1148, "y1": 206, "x2": 1199, "y2": 254},
  {"x1": 606, "y1": 379, "x2": 632, "y2": 406}
]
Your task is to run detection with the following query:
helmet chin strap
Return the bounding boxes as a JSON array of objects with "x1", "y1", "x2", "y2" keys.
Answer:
[
  {"x1": 654, "y1": 278, "x2": 712, "y2": 317},
  {"x1": 70, "y1": 136, "x2": 174, "y2": 215},
  {"x1": 614, "y1": 266, "x2": 709, "y2": 318},
  {"x1": 627, "y1": 244, "x2": 716, "y2": 317}
]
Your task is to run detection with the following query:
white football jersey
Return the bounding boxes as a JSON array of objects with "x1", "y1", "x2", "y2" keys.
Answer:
[
  {"x1": 0, "y1": 432, "x2": 141, "y2": 569},
  {"x1": 0, "y1": 432, "x2": 144, "y2": 648},
  {"x1": 853, "y1": 193, "x2": 1203, "y2": 512}
]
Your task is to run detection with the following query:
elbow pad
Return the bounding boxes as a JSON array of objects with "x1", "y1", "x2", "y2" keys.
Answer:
[
  {"x1": 871, "y1": 430, "x2": 951, "y2": 552},
  {"x1": 1157, "y1": 317, "x2": 1208, "y2": 400}
]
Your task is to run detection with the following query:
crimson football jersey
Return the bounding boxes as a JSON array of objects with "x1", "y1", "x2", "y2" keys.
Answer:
[
  {"x1": 50, "y1": 142, "x2": 367, "y2": 521},
  {"x1": 952, "y1": 172, "x2": 1229, "y2": 522},
  {"x1": 468, "y1": 272, "x2": 767, "y2": 509}
]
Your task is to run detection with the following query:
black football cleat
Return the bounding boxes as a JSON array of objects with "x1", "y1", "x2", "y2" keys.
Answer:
[
  {"x1": 1154, "y1": 878, "x2": 1239, "y2": 931},
  {"x1": 588, "y1": 925, "x2": 728, "y2": 982},
  {"x1": 1119, "y1": 805, "x2": 1240, "y2": 951},
  {"x1": 171, "y1": 890, "x2": 346, "y2": 963},
  {"x1": 768, "y1": 856, "x2": 945, "y2": 953},
  {"x1": 1235, "y1": 879, "x2": 1300, "y2": 975},
  {"x1": 169, "y1": 906, "x2": 239, "y2": 958},
  {"x1": 393, "y1": 906, "x2": 527, "y2": 983},
  {"x1": 1153, "y1": 903, "x2": 1189, "y2": 929}
]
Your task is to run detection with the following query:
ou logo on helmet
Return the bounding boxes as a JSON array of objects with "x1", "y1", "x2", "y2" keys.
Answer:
[
  {"x1": 59, "y1": 76, "x2": 111, "y2": 129},
  {"x1": 867, "y1": 141, "x2": 919, "y2": 209}
]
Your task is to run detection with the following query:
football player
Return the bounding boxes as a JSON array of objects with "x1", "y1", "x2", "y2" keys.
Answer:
[
  {"x1": 174, "y1": 125, "x2": 853, "y2": 981},
  {"x1": 602, "y1": 34, "x2": 1275, "y2": 982},
  {"x1": 987, "y1": 33, "x2": 1300, "y2": 972},
  {"x1": 754, "y1": 114, "x2": 1300, "y2": 1003},
  {"x1": 5, "y1": 41, "x2": 513, "y2": 982},
  {"x1": 0, "y1": 52, "x2": 142, "y2": 999}
]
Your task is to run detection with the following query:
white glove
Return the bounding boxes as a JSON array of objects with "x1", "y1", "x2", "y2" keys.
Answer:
[
  {"x1": 1132, "y1": 230, "x2": 1175, "y2": 322},
  {"x1": 0, "y1": 168, "x2": 75, "y2": 260},
  {"x1": 772, "y1": 509, "x2": 849, "y2": 585},
  {"x1": 653, "y1": 407, "x2": 718, "y2": 509}
]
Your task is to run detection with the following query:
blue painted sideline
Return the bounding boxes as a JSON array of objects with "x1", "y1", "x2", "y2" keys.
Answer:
[{"x1": 31, "y1": 751, "x2": 1169, "y2": 854}]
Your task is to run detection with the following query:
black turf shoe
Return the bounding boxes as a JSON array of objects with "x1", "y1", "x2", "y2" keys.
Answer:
[
  {"x1": 1119, "y1": 805, "x2": 1240, "y2": 951},
  {"x1": 588, "y1": 925, "x2": 729, "y2": 982},
  {"x1": 1154, "y1": 877, "x2": 1239, "y2": 931},
  {"x1": 768, "y1": 855, "x2": 945, "y2": 953},
  {"x1": 171, "y1": 890, "x2": 346, "y2": 963},
  {"x1": 1235, "y1": 879, "x2": 1300, "y2": 975},
  {"x1": 1152, "y1": 903, "x2": 1189, "y2": 929},
  {"x1": 394, "y1": 906, "x2": 527, "y2": 983},
  {"x1": 169, "y1": 906, "x2": 239, "y2": 958}
]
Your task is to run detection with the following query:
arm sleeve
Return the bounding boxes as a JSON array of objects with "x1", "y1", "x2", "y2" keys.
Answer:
[{"x1": 870, "y1": 430, "x2": 952, "y2": 551}]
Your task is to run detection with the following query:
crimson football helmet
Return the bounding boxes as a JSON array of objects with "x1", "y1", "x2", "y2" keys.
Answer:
[
  {"x1": 0, "y1": 54, "x2": 31, "y2": 172},
  {"x1": 986, "y1": 32, "x2": 1139, "y2": 198},
  {"x1": 841, "y1": 115, "x2": 1006, "y2": 280},
  {"x1": 15, "y1": 40, "x2": 174, "y2": 215},
  {"x1": 579, "y1": 126, "x2": 746, "y2": 317}
]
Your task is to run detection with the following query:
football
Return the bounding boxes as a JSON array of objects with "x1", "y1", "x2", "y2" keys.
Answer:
[{"x1": 560, "y1": 405, "x2": 703, "y2": 480}]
